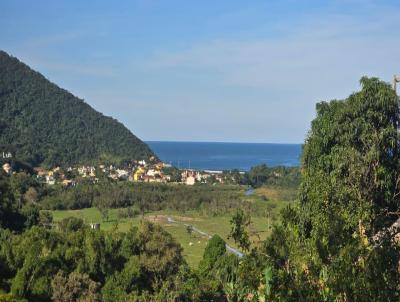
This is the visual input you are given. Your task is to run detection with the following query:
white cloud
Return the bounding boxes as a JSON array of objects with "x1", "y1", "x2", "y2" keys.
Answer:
[{"x1": 144, "y1": 7, "x2": 400, "y2": 98}]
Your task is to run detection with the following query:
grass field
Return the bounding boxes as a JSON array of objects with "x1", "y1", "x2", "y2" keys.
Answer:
[{"x1": 51, "y1": 185, "x2": 293, "y2": 267}]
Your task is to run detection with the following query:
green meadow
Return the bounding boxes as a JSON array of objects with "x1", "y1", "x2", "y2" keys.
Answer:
[{"x1": 51, "y1": 185, "x2": 293, "y2": 267}]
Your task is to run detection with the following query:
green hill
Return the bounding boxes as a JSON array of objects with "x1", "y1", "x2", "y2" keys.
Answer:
[{"x1": 0, "y1": 50, "x2": 155, "y2": 167}]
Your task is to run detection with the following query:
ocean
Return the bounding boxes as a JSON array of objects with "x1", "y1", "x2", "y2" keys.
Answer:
[{"x1": 146, "y1": 141, "x2": 302, "y2": 171}]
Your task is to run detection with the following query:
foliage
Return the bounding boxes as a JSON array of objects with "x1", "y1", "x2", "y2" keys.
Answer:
[
  {"x1": 228, "y1": 209, "x2": 251, "y2": 252},
  {"x1": 51, "y1": 271, "x2": 101, "y2": 302},
  {"x1": 261, "y1": 77, "x2": 400, "y2": 300},
  {"x1": 0, "y1": 51, "x2": 155, "y2": 167},
  {"x1": 244, "y1": 165, "x2": 301, "y2": 188},
  {"x1": 40, "y1": 181, "x2": 260, "y2": 217},
  {"x1": 0, "y1": 172, "x2": 34, "y2": 232},
  {"x1": 0, "y1": 221, "x2": 194, "y2": 301},
  {"x1": 199, "y1": 234, "x2": 226, "y2": 274}
]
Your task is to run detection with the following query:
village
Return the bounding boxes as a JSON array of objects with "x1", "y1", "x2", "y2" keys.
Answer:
[{"x1": 1, "y1": 159, "x2": 231, "y2": 187}]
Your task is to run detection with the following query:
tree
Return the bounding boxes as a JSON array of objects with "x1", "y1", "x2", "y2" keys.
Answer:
[
  {"x1": 0, "y1": 293, "x2": 18, "y2": 302},
  {"x1": 23, "y1": 187, "x2": 38, "y2": 204},
  {"x1": 58, "y1": 217, "x2": 85, "y2": 232},
  {"x1": 199, "y1": 234, "x2": 226, "y2": 274},
  {"x1": 0, "y1": 172, "x2": 18, "y2": 230},
  {"x1": 101, "y1": 256, "x2": 141, "y2": 302},
  {"x1": 99, "y1": 207, "x2": 109, "y2": 223},
  {"x1": 228, "y1": 209, "x2": 251, "y2": 252},
  {"x1": 247, "y1": 164, "x2": 269, "y2": 187},
  {"x1": 39, "y1": 211, "x2": 53, "y2": 227},
  {"x1": 20, "y1": 204, "x2": 39, "y2": 229},
  {"x1": 51, "y1": 271, "x2": 101, "y2": 302},
  {"x1": 263, "y1": 77, "x2": 400, "y2": 301},
  {"x1": 137, "y1": 221, "x2": 184, "y2": 288},
  {"x1": 186, "y1": 225, "x2": 193, "y2": 237}
]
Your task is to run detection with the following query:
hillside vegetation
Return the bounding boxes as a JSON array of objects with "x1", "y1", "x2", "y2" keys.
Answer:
[{"x1": 0, "y1": 51, "x2": 155, "y2": 167}]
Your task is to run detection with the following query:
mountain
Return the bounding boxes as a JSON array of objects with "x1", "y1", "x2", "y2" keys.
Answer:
[{"x1": 0, "y1": 50, "x2": 156, "y2": 167}]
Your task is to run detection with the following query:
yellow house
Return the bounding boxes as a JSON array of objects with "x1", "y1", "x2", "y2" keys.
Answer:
[{"x1": 133, "y1": 167, "x2": 145, "y2": 182}]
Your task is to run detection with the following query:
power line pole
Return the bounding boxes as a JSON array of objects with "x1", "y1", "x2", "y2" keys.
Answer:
[
  {"x1": 394, "y1": 75, "x2": 400, "y2": 162},
  {"x1": 393, "y1": 75, "x2": 400, "y2": 91}
]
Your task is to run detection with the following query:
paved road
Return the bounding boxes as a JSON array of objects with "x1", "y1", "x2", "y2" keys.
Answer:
[{"x1": 167, "y1": 217, "x2": 244, "y2": 258}]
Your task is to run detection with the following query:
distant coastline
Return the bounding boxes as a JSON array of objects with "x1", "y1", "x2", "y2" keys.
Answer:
[{"x1": 146, "y1": 141, "x2": 302, "y2": 172}]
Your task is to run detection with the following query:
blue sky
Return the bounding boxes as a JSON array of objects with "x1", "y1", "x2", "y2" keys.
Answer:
[{"x1": 1, "y1": 0, "x2": 400, "y2": 143}]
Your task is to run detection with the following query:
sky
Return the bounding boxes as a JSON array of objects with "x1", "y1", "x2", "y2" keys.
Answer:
[{"x1": 1, "y1": 0, "x2": 400, "y2": 143}]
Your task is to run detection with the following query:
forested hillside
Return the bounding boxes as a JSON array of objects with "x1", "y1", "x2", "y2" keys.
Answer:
[{"x1": 0, "y1": 51, "x2": 155, "y2": 167}]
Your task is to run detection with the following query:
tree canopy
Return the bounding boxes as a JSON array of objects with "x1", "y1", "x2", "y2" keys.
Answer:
[{"x1": 263, "y1": 77, "x2": 400, "y2": 301}]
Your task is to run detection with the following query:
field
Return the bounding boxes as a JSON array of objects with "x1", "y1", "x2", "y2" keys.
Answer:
[{"x1": 51, "y1": 185, "x2": 293, "y2": 267}]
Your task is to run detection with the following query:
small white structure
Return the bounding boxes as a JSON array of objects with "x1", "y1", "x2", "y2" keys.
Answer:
[
  {"x1": 90, "y1": 223, "x2": 100, "y2": 230},
  {"x1": 2, "y1": 163, "x2": 12, "y2": 174},
  {"x1": 146, "y1": 169, "x2": 157, "y2": 177},
  {"x1": 116, "y1": 169, "x2": 129, "y2": 179},
  {"x1": 186, "y1": 176, "x2": 195, "y2": 186},
  {"x1": 45, "y1": 175, "x2": 55, "y2": 185}
]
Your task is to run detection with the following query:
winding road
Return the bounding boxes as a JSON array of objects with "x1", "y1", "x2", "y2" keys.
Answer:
[{"x1": 167, "y1": 217, "x2": 244, "y2": 258}]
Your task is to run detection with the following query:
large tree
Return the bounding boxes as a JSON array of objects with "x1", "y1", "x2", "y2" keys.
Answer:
[{"x1": 264, "y1": 77, "x2": 400, "y2": 301}]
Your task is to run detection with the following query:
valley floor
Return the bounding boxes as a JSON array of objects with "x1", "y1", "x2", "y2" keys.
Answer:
[{"x1": 51, "y1": 186, "x2": 292, "y2": 267}]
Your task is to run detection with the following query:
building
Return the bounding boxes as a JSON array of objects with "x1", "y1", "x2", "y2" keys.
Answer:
[
  {"x1": 62, "y1": 179, "x2": 75, "y2": 187},
  {"x1": 186, "y1": 175, "x2": 196, "y2": 185},
  {"x1": 2, "y1": 163, "x2": 12, "y2": 174},
  {"x1": 45, "y1": 175, "x2": 55, "y2": 185},
  {"x1": 116, "y1": 169, "x2": 129, "y2": 179},
  {"x1": 134, "y1": 166, "x2": 145, "y2": 181},
  {"x1": 90, "y1": 223, "x2": 100, "y2": 230}
]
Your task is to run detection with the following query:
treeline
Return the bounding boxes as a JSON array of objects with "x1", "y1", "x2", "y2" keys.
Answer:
[
  {"x1": 41, "y1": 182, "x2": 265, "y2": 217},
  {"x1": 221, "y1": 165, "x2": 301, "y2": 188}
]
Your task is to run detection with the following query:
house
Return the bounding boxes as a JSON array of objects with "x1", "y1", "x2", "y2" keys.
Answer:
[
  {"x1": 134, "y1": 166, "x2": 145, "y2": 181},
  {"x1": 186, "y1": 175, "x2": 196, "y2": 185},
  {"x1": 116, "y1": 169, "x2": 129, "y2": 179},
  {"x1": 108, "y1": 173, "x2": 119, "y2": 180},
  {"x1": 62, "y1": 179, "x2": 75, "y2": 187},
  {"x1": 154, "y1": 174, "x2": 165, "y2": 183},
  {"x1": 89, "y1": 167, "x2": 96, "y2": 177},
  {"x1": 2, "y1": 163, "x2": 12, "y2": 174},
  {"x1": 143, "y1": 175, "x2": 155, "y2": 183},
  {"x1": 45, "y1": 175, "x2": 55, "y2": 185},
  {"x1": 147, "y1": 169, "x2": 161, "y2": 177}
]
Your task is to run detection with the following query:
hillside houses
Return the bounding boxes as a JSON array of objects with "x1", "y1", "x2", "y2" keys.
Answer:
[{"x1": 28, "y1": 160, "x2": 226, "y2": 187}]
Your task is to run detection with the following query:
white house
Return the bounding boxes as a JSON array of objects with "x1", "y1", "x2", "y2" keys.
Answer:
[
  {"x1": 45, "y1": 175, "x2": 55, "y2": 185},
  {"x1": 186, "y1": 175, "x2": 195, "y2": 185},
  {"x1": 2, "y1": 163, "x2": 12, "y2": 174}
]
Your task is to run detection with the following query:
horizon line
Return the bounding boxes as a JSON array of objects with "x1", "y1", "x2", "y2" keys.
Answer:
[{"x1": 145, "y1": 140, "x2": 303, "y2": 145}]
